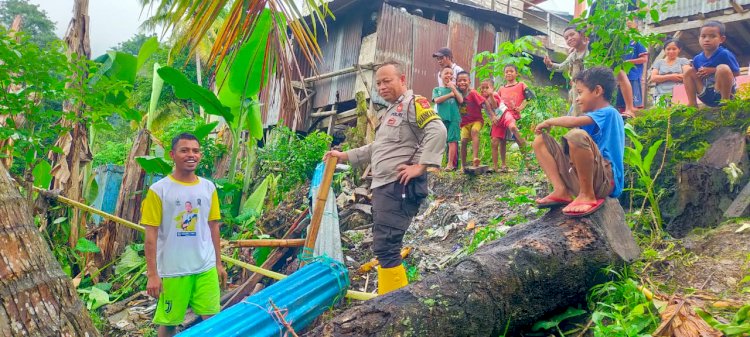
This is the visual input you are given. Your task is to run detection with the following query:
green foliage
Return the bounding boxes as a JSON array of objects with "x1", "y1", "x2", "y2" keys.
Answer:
[
  {"x1": 696, "y1": 305, "x2": 750, "y2": 336},
  {"x1": 75, "y1": 238, "x2": 101, "y2": 253},
  {"x1": 242, "y1": 174, "x2": 272, "y2": 216},
  {"x1": 574, "y1": 0, "x2": 674, "y2": 74},
  {"x1": 77, "y1": 283, "x2": 112, "y2": 310},
  {"x1": 257, "y1": 127, "x2": 332, "y2": 200},
  {"x1": 112, "y1": 33, "x2": 158, "y2": 56},
  {"x1": 517, "y1": 85, "x2": 569, "y2": 140},
  {"x1": 623, "y1": 124, "x2": 665, "y2": 233},
  {"x1": 532, "y1": 306, "x2": 587, "y2": 337},
  {"x1": 0, "y1": 27, "x2": 130, "y2": 182},
  {"x1": 158, "y1": 66, "x2": 233, "y2": 122},
  {"x1": 31, "y1": 159, "x2": 52, "y2": 189},
  {"x1": 587, "y1": 268, "x2": 660, "y2": 337},
  {"x1": 474, "y1": 35, "x2": 544, "y2": 82},
  {"x1": 0, "y1": 0, "x2": 57, "y2": 48},
  {"x1": 497, "y1": 185, "x2": 536, "y2": 207},
  {"x1": 403, "y1": 261, "x2": 421, "y2": 282},
  {"x1": 91, "y1": 141, "x2": 130, "y2": 167},
  {"x1": 467, "y1": 225, "x2": 505, "y2": 254},
  {"x1": 135, "y1": 156, "x2": 173, "y2": 176}
]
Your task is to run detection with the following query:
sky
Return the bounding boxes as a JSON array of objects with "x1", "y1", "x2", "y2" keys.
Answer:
[{"x1": 30, "y1": 0, "x2": 575, "y2": 57}]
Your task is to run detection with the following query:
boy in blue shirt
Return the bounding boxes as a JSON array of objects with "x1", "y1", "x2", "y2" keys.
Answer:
[
  {"x1": 616, "y1": 20, "x2": 648, "y2": 114},
  {"x1": 683, "y1": 21, "x2": 741, "y2": 107},
  {"x1": 532, "y1": 67, "x2": 625, "y2": 217}
]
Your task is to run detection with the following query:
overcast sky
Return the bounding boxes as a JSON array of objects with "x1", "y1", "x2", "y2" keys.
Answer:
[{"x1": 31, "y1": 0, "x2": 574, "y2": 57}]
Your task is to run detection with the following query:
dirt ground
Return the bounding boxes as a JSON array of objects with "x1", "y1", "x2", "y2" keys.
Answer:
[{"x1": 103, "y1": 167, "x2": 750, "y2": 336}]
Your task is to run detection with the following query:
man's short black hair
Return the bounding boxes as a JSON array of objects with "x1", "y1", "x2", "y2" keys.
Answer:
[
  {"x1": 701, "y1": 20, "x2": 726, "y2": 36},
  {"x1": 171, "y1": 133, "x2": 200, "y2": 150},
  {"x1": 573, "y1": 67, "x2": 616, "y2": 101},
  {"x1": 456, "y1": 70, "x2": 470, "y2": 79}
]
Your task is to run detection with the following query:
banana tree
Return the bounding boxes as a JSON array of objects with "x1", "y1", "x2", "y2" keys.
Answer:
[{"x1": 91, "y1": 37, "x2": 164, "y2": 268}]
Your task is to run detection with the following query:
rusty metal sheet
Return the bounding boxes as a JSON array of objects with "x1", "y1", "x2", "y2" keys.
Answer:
[
  {"x1": 373, "y1": 3, "x2": 414, "y2": 105},
  {"x1": 412, "y1": 15, "x2": 449, "y2": 98},
  {"x1": 448, "y1": 11, "x2": 479, "y2": 83},
  {"x1": 311, "y1": 13, "x2": 363, "y2": 108},
  {"x1": 474, "y1": 22, "x2": 496, "y2": 81}
]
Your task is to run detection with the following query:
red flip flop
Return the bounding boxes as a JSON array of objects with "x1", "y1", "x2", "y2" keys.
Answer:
[
  {"x1": 535, "y1": 195, "x2": 573, "y2": 208},
  {"x1": 563, "y1": 199, "x2": 605, "y2": 217}
]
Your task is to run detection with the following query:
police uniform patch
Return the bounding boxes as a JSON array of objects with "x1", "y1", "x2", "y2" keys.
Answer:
[
  {"x1": 414, "y1": 95, "x2": 440, "y2": 128},
  {"x1": 397, "y1": 103, "x2": 403, "y2": 113}
]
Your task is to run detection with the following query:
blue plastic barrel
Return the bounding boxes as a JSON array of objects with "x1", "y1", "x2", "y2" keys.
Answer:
[
  {"x1": 91, "y1": 165, "x2": 124, "y2": 225},
  {"x1": 177, "y1": 260, "x2": 349, "y2": 337}
]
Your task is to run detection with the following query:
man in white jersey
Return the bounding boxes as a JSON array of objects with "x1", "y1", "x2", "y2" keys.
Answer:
[
  {"x1": 433, "y1": 47, "x2": 464, "y2": 87},
  {"x1": 141, "y1": 133, "x2": 227, "y2": 336}
]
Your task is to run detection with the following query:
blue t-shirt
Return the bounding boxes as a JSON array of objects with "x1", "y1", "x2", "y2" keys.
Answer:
[
  {"x1": 581, "y1": 106, "x2": 625, "y2": 197},
  {"x1": 623, "y1": 41, "x2": 647, "y2": 81},
  {"x1": 692, "y1": 46, "x2": 740, "y2": 86}
]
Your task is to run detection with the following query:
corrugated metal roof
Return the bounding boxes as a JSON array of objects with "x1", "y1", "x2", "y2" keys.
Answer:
[
  {"x1": 658, "y1": 0, "x2": 750, "y2": 20},
  {"x1": 412, "y1": 16, "x2": 449, "y2": 98}
]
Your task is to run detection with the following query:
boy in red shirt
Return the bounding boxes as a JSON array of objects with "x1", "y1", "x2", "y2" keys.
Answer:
[
  {"x1": 494, "y1": 65, "x2": 529, "y2": 172},
  {"x1": 456, "y1": 71, "x2": 492, "y2": 168}
]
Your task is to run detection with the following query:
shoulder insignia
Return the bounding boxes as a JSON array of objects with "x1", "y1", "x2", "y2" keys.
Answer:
[{"x1": 413, "y1": 95, "x2": 440, "y2": 128}]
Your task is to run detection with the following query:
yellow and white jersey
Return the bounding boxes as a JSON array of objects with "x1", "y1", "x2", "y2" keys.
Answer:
[{"x1": 141, "y1": 175, "x2": 221, "y2": 278}]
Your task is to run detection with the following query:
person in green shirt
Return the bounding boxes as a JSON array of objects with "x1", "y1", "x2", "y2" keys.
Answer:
[{"x1": 432, "y1": 66, "x2": 463, "y2": 170}]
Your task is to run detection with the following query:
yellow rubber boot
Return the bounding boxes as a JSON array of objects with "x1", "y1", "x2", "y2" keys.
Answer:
[{"x1": 377, "y1": 264, "x2": 409, "y2": 295}]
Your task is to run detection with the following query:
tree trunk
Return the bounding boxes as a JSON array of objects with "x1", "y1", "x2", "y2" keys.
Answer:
[
  {"x1": 308, "y1": 199, "x2": 639, "y2": 337},
  {"x1": 0, "y1": 163, "x2": 99, "y2": 336},
  {"x1": 665, "y1": 131, "x2": 750, "y2": 237},
  {"x1": 95, "y1": 129, "x2": 151, "y2": 271},
  {"x1": 49, "y1": 0, "x2": 92, "y2": 248}
]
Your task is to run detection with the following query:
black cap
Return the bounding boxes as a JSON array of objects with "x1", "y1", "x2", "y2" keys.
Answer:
[{"x1": 432, "y1": 47, "x2": 452, "y2": 58}]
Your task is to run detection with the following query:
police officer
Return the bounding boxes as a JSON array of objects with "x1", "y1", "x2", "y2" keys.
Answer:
[{"x1": 324, "y1": 60, "x2": 447, "y2": 295}]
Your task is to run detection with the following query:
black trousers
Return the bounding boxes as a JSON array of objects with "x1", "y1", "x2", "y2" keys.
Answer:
[{"x1": 371, "y1": 181, "x2": 423, "y2": 268}]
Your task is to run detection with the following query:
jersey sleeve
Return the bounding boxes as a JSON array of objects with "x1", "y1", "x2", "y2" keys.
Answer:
[
  {"x1": 432, "y1": 87, "x2": 441, "y2": 101},
  {"x1": 140, "y1": 189, "x2": 162, "y2": 227},
  {"x1": 209, "y1": 189, "x2": 221, "y2": 221},
  {"x1": 471, "y1": 90, "x2": 486, "y2": 105},
  {"x1": 724, "y1": 50, "x2": 740, "y2": 73},
  {"x1": 636, "y1": 43, "x2": 648, "y2": 56}
]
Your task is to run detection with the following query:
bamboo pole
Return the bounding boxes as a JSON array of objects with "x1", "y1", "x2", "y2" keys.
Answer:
[
  {"x1": 303, "y1": 157, "x2": 338, "y2": 254},
  {"x1": 33, "y1": 186, "x2": 375, "y2": 301},
  {"x1": 230, "y1": 239, "x2": 306, "y2": 247}
]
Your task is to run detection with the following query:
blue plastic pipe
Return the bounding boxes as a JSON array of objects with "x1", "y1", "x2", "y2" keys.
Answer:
[{"x1": 177, "y1": 260, "x2": 349, "y2": 337}]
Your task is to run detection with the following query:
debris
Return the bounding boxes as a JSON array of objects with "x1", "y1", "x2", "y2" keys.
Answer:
[
  {"x1": 358, "y1": 247, "x2": 412, "y2": 273},
  {"x1": 652, "y1": 298, "x2": 723, "y2": 337},
  {"x1": 466, "y1": 220, "x2": 476, "y2": 231},
  {"x1": 463, "y1": 165, "x2": 489, "y2": 175}
]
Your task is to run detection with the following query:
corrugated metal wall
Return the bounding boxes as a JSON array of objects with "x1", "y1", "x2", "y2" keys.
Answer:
[
  {"x1": 657, "y1": 0, "x2": 750, "y2": 20},
  {"x1": 373, "y1": 3, "x2": 415, "y2": 104},
  {"x1": 412, "y1": 15, "x2": 449, "y2": 98},
  {"x1": 448, "y1": 11, "x2": 479, "y2": 83},
  {"x1": 311, "y1": 14, "x2": 363, "y2": 108}
]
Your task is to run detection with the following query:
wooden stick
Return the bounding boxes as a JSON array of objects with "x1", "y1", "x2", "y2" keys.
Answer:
[
  {"x1": 303, "y1": 157, "x2": 338, "y2": 255},
  {"x1": 230, "y1": 239, "x2": 306, "y2": 247},
  {"x1": 33, "y1": 186, "x2": 376, "y2": 301}
]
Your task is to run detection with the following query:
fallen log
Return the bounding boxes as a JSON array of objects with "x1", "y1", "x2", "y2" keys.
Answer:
[
  {"x1": 666, "y1": 132, "x2": 750, "y2": 237},
  {"x1": 308, "y1": 198, "x2": 639, "y2": 336}
]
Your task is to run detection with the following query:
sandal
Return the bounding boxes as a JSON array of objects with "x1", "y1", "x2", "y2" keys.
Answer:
[
  {"x1": 562, "y1": 199, "x2": 605, "y2": 217},
  {"x1": 535, "y1": 195, "x2": 573, "y2": 208}
]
